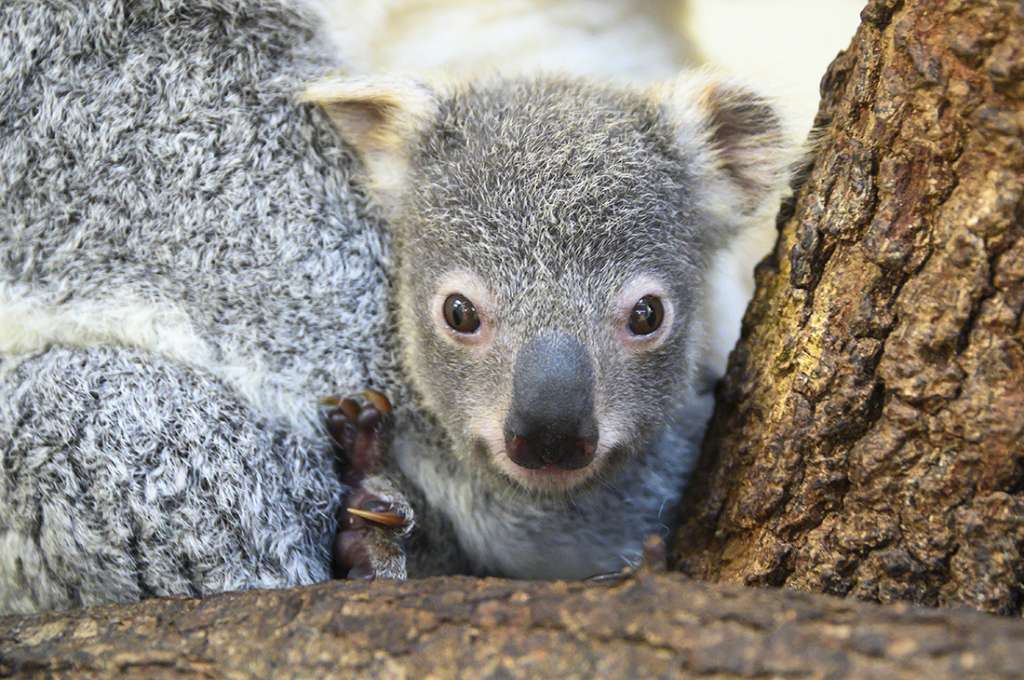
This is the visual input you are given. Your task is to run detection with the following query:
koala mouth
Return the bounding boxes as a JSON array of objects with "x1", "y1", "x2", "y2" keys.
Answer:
[
  {"x1": 503, "y1": 462, "x2": 602, "y2": 491},
  {"x1": 496, "y1": 449, "x2": 606, "y2": 492},
  {"x1": 471, "y1": 433, "x2": 614, "y2": 493}
]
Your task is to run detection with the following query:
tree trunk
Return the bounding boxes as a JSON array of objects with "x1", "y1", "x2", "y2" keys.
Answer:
[
  {"x1": 672, "y1": 0, "x2": 1024, "y2": 615},
  {"x1": 3, "y1": 573, "x2": 1024, "y2": 679}
]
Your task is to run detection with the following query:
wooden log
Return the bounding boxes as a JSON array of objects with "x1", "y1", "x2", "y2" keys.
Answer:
[{"x1": 2, "y1": 574, "x2": 1023, "y2": 678}]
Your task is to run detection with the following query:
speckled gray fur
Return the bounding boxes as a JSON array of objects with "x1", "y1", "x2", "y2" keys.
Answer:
[
  {"x1": 1, "y1": 1, "x2": 790, "y2": 613},
  {"x1": 303, "y1": 70, "x2": 792, "y2": 580},
  {"x1": 378, "y1": 79, "x2": 740, "y2": 579},
  {"x1": 0, "y1": 347, "x2": 342, "y2": 612},
  {"x1": 0, "y1": 0, "x2": 409, "y2": 614}
]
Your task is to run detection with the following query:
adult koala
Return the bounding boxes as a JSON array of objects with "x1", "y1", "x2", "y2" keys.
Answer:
[{"x1": 0, "y1": 0, "x2": 397, "y2": 614}]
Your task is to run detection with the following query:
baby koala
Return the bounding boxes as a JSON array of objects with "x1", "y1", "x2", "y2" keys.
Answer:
[{"x1": 302, "y1": 71, "x2": 793, "y2": 580}]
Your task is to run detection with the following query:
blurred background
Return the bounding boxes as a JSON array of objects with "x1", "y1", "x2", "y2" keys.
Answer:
[
  {"x1": 312, "y1": 0, "x2": 865, "y2": 138},
  {"x1": 685, "y1": 0, "x2": 864, "y2": 132}
]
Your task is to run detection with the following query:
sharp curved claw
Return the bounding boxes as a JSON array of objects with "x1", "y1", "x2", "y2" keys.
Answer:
[
  {"x1": 347, "y1": 507, "x2": 407, "y2": 528},
  {"x1": 338, "y1": 398, "x2": 361, "y2": 421},
  {"x1": 360, "y1": 389, "x2": 393, "y2": 415}
]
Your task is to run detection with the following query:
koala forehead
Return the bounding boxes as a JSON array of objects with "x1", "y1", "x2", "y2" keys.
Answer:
[{"x1": 400, "y1": 78, "x2": 709, "y2": 291}]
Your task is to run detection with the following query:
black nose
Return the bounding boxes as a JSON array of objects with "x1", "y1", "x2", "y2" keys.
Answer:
[{"x1": 504, "y1": 333, "x2": 598, "y2": 470}]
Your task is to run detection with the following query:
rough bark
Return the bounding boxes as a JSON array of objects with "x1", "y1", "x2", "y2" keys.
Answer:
[
  {"x1": 3, "y1": 573, "x2": 1024, "y2": 679},
  {"x1": 672, "y1": 0, "x2": 1024, "y2": 615}
]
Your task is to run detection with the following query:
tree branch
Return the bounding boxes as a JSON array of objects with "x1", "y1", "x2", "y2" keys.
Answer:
[{"x1": 3, "y1": 574, "x2": 1023, "y2": 678}]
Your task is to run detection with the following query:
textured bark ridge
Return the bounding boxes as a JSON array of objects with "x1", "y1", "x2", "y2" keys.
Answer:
[
  {"x1": 672, "y1": 0, "x2": 1024, "y2": 615},
  {"x1": 3, "y1": 574, "x2": 1024, "y2": 678}
]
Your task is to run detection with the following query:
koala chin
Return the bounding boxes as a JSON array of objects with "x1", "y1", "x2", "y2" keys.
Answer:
[{"x1": 304, "y1": 71, "x2": 796, "y2": 579}]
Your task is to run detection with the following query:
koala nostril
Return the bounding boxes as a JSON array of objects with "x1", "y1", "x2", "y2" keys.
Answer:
[
  {"x1": 577, "y1": 438, "x2": 596, "y2": 463},
  {"x1": 506, "y1": 435, "x2": 544, "y2": 470},
  {"x1": 505, "y1": 433, "x2": 597, "y2": 471},
  {"x1": 558, "y1": 437, "x2": 596, "y2": 470}
]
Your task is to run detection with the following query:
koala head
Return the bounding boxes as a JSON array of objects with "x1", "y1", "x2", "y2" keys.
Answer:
[{"x1": 304, "y1": 72, "x2": 793, "y2": 495}]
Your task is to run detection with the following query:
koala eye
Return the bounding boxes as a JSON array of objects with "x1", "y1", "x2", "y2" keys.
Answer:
[
  {"x1": 443, "y1": 294, "x2": 481, "y2": 334},
  {"x1": 628, "y1": 295, "x2": 664, "y2": 336}
]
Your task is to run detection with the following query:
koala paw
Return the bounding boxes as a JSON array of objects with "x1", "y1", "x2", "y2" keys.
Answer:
[{"x1": 322, "y1": 391, "x2": 413, "y2": 580}]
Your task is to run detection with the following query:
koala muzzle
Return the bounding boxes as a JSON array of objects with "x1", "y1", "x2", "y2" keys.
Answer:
[{"x1": 504, "y1": 332, "x2": 598, "y2": 471}]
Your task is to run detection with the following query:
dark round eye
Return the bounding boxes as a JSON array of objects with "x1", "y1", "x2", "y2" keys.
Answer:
[
  {"x1": 628, "y1": 295, "x2": 664, "y2": 336},
  {"x1": 443, "y1": 294, "x2": 481, "y2": 334}
]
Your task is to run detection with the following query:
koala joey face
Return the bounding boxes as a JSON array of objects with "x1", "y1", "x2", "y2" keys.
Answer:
[
  {"x1": 408, "y1": 255, "x2": 699, "y2": 494},
  {"x1": 305, "y1": 73, "x2": 792, "y2": 494}
]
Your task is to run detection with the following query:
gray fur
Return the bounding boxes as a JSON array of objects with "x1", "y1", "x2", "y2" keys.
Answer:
[
  {"x1": 0, "y1": 0, "x2": 406, "y2": 614},
  {"x1": 400, "y1": 79, "x2": 711, "y2": 432},
  {"x1": 382, "y1": 78, "x2": 732, "y2": 578},
  {"x1": 393, "y1": 396, "x2": 712, "y2": 579},
  {"x1": 308, "y1": 74, "x2": 788, "y2": 579},
  {"x1": 1, "y1": 1, "x2": 790, "y2": 612},
  {"x1": 0, "y1": 347, "x2": 339, "y2": 612},
  {"x1": 303, "y1": 66, "x2": 794, "y2": 578}
]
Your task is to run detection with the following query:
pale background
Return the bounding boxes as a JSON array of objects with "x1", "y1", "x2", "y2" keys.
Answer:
[{"x1": 310, "y1": 0, "x2": 865, "y2": 136}]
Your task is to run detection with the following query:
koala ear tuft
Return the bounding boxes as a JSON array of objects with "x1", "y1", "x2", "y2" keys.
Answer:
[
  {"x1": 653, "y1": 71, "x2": 798, "y2": 232},
  {"x1": 299, "y1": 75, "x2": 439, "y2": 200}
]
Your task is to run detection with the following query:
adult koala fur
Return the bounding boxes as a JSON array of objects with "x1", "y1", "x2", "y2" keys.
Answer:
[{"x1": 0, "y1": 0, "x2": 402, "y2": 614}]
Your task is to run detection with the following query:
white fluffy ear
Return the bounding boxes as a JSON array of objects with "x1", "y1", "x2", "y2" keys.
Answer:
[
  {"x1": 299, "y1": 75, "x2": 439, "y2": 200},
  {"x1": 653, "y1": 71, "x2": 798, "y2": 234}
]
